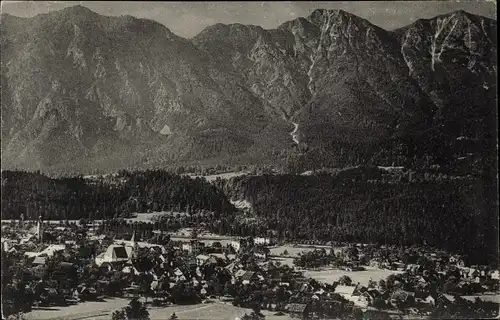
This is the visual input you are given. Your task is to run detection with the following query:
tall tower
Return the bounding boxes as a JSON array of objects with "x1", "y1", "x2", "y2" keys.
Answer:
[
  {"x1": 37, "y1": 215, "x2": 43, "y2": 242},
  {"x1": 130, "y1": 230, "x2": 138, "y2": 259}
]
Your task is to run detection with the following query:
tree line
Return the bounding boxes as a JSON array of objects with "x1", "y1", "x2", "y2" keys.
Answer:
[
  {"x1": 1, "y1": 170, "x2": 236, "y2": 221},
  {"x1": 218, "y1": 168, "x2": 497, "y2": 265}
]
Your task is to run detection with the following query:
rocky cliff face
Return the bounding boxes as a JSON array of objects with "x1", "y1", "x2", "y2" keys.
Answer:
[{"x1": 1, "y1": 6, "x2": 496, "y2": 173}]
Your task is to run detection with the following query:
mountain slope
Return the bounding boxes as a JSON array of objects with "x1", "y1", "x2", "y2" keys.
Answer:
[
  {"x1": 1, "y1": 6, "x2": 290, "y2": 173},
  {"x1": 1, "y1": 7, "x2": 496, "y2": 173}
]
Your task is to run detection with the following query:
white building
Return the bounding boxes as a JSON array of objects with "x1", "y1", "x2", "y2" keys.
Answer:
[
  {"x1": 254, "y1": 237, "x2": 270, "y2": 245},
  {"x1": 24, "y1": 244, "x2": 66, "y2": 258},
  {"x1": 230, "y1": 240, "x2": 241, "y2": 252},
  {"x1": 491, "y1": 270, "x2": 500, "y2": 280},
  {"x1": 196, "y1": 254, "x2": 210, "y2": 266},
  {"x1": 95, "y1": 245, "x2": 131, "y2": 266},
  {"x1": 182, "y1": 243, "x2": 193, "y2": 252}
]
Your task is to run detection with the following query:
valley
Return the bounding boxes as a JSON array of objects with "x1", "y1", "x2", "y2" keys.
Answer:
[{"x1": 0, "y1": 3, "x2": 497, "y2": 320}]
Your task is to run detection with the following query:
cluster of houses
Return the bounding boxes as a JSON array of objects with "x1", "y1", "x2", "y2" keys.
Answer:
[{"x1": 1, "y1": 220, "x2": 499, "y2": 319}]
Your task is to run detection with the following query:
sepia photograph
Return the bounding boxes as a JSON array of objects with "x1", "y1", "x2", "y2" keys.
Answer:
[{"x1": 0, "y1": 1, "x2": 498, "y2": 319}]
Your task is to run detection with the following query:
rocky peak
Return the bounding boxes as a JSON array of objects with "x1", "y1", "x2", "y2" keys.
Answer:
[
  {"x1": 399, "y1": 9, "x2": 496, "y2": 74},
  {"x1": 307, "y1": 9, "x2": 375, "y2": 31},
  {"x1": 51, "y1": 5, "x2": 102, "y2": 24}
]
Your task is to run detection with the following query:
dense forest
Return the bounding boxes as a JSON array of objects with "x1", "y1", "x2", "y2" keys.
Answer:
[
  {"x1": 217, "y1": 167, "x2": 498, "y2": 265},
  {"x1": 2, "y1": 167, "x2": 497, "y2": 265},
  {"x1": 1, "y1": 170, "x2": 235, "y2": 220}
]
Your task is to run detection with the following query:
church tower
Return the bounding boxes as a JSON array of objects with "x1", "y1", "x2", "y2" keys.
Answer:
[
  {"x1": 37, "y1": 215, "x2": 43, "y2": 242},
  {"x1": 130, "y1": 230, "x2": 138, "y2": 259}
]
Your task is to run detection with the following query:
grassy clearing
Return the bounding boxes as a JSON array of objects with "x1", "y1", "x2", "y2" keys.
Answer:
[
  {"x1": 303, "y1": 267, "x2": 405, "y2": 286},
  {"x1": 24, "y1": 299, "x2": 291, "y2": 320},
  {"x1": 189, "y1": 171, "x2": 250, "y2": 182}
]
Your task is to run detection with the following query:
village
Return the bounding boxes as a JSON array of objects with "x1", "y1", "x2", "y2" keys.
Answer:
[{"x1": 1, "y1": 217, "x2": 499, "y2": 320}]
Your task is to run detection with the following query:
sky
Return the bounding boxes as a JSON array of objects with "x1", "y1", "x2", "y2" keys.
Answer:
[{"x1": 1, "y1": 1, "x2": 497, "y2": 38}]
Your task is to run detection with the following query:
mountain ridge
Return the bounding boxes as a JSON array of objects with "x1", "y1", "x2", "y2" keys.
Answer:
[{"x1": 1, "y1": 6, "x2": 496, "y2": 174}]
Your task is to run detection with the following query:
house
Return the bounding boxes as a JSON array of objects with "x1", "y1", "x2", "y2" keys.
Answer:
[
  {"x1": 380, "y1": 261, "x2": 392, "y2": 270},
  {"x1": 196, "y1": 254, "x2": 210, "y2": 266},
  {"x1": 32, "y1": 256, "x2": 47, "y2": 266},
  {"x1": 490, "y1": 270, "x2": 499, "y2": 280},
  {"x1": 181, "y1": 240, "x2": 204, "y2": 255},
  {"x1": 24, "y1": 244, "x2": 66, "y2": 258},
  {"x1": 335, "y1": 285, "x2": 356, "y2": 299},
  {"x1": 390, "y1": 290, "x2": 415, "y2": 308},
  {"x1": 254, "y1": 237, "x2": 270, "y2": 245},
  {"x1": 315, "y1": 288, "x2": 325, "y2": 296},
  {"x1": 240, "y1": 271, "x2": 260, "y2": 285},
  {"x1": 2, "y1": 240, "x2": 10, "y2": 252},
  {"x1": 192, "y1": 278, "x2": 200, "y2": 287},
  {"x1": 42, "y1": 244, "x2": 66, "y2": 257},
  {"x1": 182, "y1": 243, "x2": 192, "y2": 252},
  {"x1": 225, "y1": 261, "x2": 241, "y2": 275},
  {"x1": 234, "y1": 269, "x2": 247, "y2": 278},
  {"x1": 406, "y1": 264, "x2": 422, "y2": 274},
  {"x1": 77, "y1": 285, "x2": 98, "y2": 300},
  {"x1": 286, "y1": 303, "x2": 310, "y2": 318},
  {"x1": 458, "y1": 267, "x2": 470, "y2": 279},
  {"x1": 150, "y1": 280, "x2": 159, "y2": 291},
  {"x1": 437, "y1": 293, "x2": 455, "y2": 306},
  {"x1": 95, "y1": 245, "x2": 130, "y2": 266},
  {"x1": 425, "y1": 295, "x2": 436, "y2": 306},
  {"x1": 360, "y1": 288, "x2": 381, "y2": 306},
  {"x1": 230, "y1": 240, "x2": 241, "y2": 252},
  {"x1": 369, "y1": 259, "x2": 381, "y2": 268},
  {"x1": 173, "y1": 268, "x2": 186, "y2": 282},
  {"x1": 356, "y1": 294, "x2": 371, "y2": 307},
  {"x1": 200, "y1": 288, "x2": 207, "y2": 297},
  {"x1": 394, "y1": 262, "x2": 406, "y2": 271},
  {"x1": 205, "y1": 255, "x2": 219, "y2": 266},
  {"x1": 469, "y1": 268, "x2": 480, "y2": 278},
  {"x1": 122, "y1": 263, "x2": 140, "y2": 275},
  {"x1": 450, "y1": 255, "x2": 466, "y2": 267},
  {"x1": 100, "y1": 261, "x2": 124, "y2": 273},
  {"x1": 253, "y1": 249, "x2": 267, "y2": 260}
]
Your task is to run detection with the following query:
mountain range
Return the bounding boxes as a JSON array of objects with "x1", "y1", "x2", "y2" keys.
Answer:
[{"x1": 1, "y1": 6, "x2": 497, "y2": 174}]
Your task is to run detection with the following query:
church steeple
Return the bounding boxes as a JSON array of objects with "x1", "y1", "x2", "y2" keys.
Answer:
[
  {"x1": 37, "y1": 215, "x2": 43, "y2": 242},
  {"x1": 130, "y1": 230, "x2": 138, "y2": 259}
]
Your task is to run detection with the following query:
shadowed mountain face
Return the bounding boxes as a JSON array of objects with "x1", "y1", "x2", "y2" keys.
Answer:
[{"x1": 1, "y1": 6, "x2": 496, "y2": 173}]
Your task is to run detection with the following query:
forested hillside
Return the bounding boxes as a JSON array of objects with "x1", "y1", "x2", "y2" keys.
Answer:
[
  {"x1": 1, "y1": 170, "x2": 235, "y2": 220},
  {"x1": 2, "y1": 168, "x2": 497, "y2": 264},
  {"x1": 217, "y1": 167, "x2": 498, "y2": 265}
]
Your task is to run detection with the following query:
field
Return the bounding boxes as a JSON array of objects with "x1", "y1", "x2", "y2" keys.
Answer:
[
  {"x1": 25, "y1": 299, "x2": 292, "y2": 320},
  {"x1": 24, "y1": 298, "x2": 129, "y2": 320},
  {"x1": 270, "y1": 245, "x2": 403, "y2": 286},
  {"x1": 304, "y1": 266, "x2": 405, "y2": 286},
  {"x1": 188, "y1": 171, "x2": 249, "y2": 182},
  {"x1": 269, "y1": 245, "x2": 402, "y2": 286}
]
